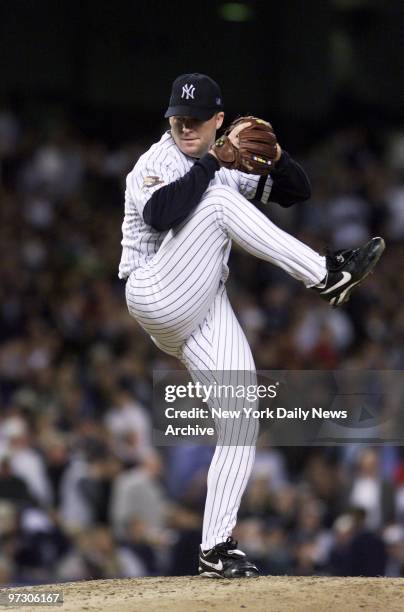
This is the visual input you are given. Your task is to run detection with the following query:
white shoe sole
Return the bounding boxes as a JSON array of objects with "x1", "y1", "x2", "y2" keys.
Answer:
[{"x1": 199, "y1": 571, "x2": 224, "y2": 578}]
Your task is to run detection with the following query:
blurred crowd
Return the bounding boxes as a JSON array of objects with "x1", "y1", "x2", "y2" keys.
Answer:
[{"x1": 0, "y1": 103, "x2": 403, "y2": 584}]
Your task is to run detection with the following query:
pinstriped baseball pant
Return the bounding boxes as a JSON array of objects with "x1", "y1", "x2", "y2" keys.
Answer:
[{"x1": 126, "y1": 185, "x2": 326, "y2": 550}]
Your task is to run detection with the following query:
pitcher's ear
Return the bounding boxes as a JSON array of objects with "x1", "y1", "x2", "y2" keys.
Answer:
[{"x1": 216, "y1": 112, "x2": 225, "y2": 130}]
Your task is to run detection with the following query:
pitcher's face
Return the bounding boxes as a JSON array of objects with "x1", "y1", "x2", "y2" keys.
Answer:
[{"x1": 169, "y1": 112, "x2": 224, "y2": 158}]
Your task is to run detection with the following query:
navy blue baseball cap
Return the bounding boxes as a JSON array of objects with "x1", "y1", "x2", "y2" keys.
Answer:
[{"x1": 164, "y1": 73, "x2": 224, "y2": 120}]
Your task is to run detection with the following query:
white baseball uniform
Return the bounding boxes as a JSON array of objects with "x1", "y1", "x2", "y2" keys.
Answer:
[{"x1": 119, "y1": 130, "x2": 326, "y2": 550}]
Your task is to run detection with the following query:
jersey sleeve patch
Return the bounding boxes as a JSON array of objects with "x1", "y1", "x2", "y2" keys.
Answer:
[{"x1": 143, "y1": 175, "x2": 165, "y2": 188}]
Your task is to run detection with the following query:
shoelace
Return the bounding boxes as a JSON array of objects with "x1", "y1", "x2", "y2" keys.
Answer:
[{"x1": 214, "y1": 536, "x2": 238, "y2": 553}]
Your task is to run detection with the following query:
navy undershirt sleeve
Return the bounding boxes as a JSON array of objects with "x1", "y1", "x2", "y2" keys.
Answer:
[
  {"x1": 143, "y1": 150, "x2": 311, "y2": 231},
  {"x1": 268, "y1": 150, "x2": 312, "y2": 207},
  {"x1": 143, "y1": 153, "x2": 220, "y2": 231}
]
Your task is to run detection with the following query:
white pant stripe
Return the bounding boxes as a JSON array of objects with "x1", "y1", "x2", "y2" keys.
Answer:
[{"x1": 125, "y1": 185, "x2": 326, "y2": 550}]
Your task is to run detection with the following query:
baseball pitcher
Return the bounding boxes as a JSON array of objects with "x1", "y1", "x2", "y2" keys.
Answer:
[{"x1": 119, "y1": 73, "x2": 385, "y2": 578}]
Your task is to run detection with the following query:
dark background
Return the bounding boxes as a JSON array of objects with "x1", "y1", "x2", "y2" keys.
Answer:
[{"x1": 1, "y1": 0, "x2": 402, "y2": 144}]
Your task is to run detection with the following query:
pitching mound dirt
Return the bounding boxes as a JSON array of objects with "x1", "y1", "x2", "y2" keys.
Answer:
[{"x1": 0, "y1": 576, "x2": 403, "y2": 612}]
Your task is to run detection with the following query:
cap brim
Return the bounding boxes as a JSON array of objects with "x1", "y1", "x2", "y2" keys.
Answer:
[{"x1": 164, "y1": 106, "x2": 217, "y2": 120}]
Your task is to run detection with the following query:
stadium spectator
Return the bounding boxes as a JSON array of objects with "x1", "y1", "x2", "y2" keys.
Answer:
[{"x1": 0, "y1": 105, "x2": 403, "y2": 582}]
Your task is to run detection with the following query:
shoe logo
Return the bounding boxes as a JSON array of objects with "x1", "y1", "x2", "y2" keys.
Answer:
[
  {"x1": 201, "y1": 557, "x2": 223, "y2": 571},
  {"x1": 336, "y1": 254, "x2": 345, "y2": 263},
  {"x1": 321, "y1": 271, "x2": 352, "y2": 295},
  {"x1": 336, "y1": 279, "x2": 361, "y2": 304}
]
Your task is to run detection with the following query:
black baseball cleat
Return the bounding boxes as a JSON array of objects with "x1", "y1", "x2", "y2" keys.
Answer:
[
  {"x1": 198, "y1": 537, "x2": 259, "y2": 578},
  {"x1": 312, "y1": 237, "x2": 385, "y2": 307}
]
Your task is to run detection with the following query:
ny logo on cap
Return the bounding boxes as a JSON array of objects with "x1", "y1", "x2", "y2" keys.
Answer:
[{"x1": 181, "y1": 84, "x2": 195, "y2": 100}]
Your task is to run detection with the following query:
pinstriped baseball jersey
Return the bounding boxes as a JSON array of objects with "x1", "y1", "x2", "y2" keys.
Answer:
[
  {"x1": 118, "y1": 131, "x2": 273, "y2": 279},
  {"x1": 120, "y1": 129, "x2": 327, "y2": 552}
]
